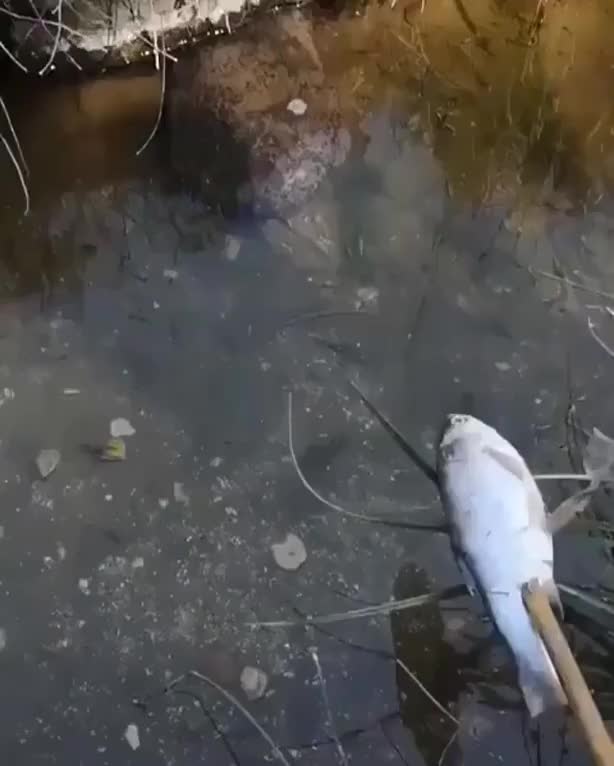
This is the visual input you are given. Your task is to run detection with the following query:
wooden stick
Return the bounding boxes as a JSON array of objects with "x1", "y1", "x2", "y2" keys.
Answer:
[{"x1": 523, "y1": 579, "x2": 614, "y2": 766}]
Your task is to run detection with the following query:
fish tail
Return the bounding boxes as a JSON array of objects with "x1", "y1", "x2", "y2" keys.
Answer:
[{"x1": 518, "y1": 641, "x2": 567, "y2": 718}]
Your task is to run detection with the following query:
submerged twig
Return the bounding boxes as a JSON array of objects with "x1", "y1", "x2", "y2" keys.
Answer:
[
  {"x1": 438, "y1": 728, "x2": 459, "y2": 765},
  {"x1": 136, "y1": 25, "x2": 166, "y2": 156},
  {"x1": 348, "y1": 379, "x2": 438, "y2": 485},
  {"x1": 248, "y1": 586, "x2": 467, "y2": 628},
  {"x1": 587, "y1": 317, "x2": 614, "y2": 359},
  {"x1": 529, "y1": 268, "x2": 614, "y2": 303},
  {"x1": 0, "y1": 40, "x2": 28, "y2": 72},
  {"x1": 166, "y1": 671, "x2": 293, "y2": 766},
  {"x1": 0, "y1": 95, "x2": 29, "y2": 176},
  {"x1": 310, "y1": 648, "x2": 348, "y2": 766},
  {"x1": 396, "y1": 658, "x2": 459, "y2": 726},
  {"x1": 0, "y1": 132, "x2": 30, "y2": 215},
  {"x1": 287, "y1": 391, "x2": 443, "y2": 531},
  {"x1": 172, "y1": 688, "x2": 242, "y2": 766},
  {"x1": 280, "y1": 310, "x2": 371, "y2": 330}
]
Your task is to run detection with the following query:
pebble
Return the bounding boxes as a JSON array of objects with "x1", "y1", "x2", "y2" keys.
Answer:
[
  {"x1": 287, "y1": 98, "x2": 307, "y2": 115},
  {"x1": 240, "y1": 666, "x2": 268, "y2": 700},
  {"x1": 124, "y1": 723, "x2": 140, "y2": 750},
  {"x1": 36, "y1": 449, "x2": 61, "y2": 479},
  {"x1": 271, "y1": 533, "x2": 307, "y2": 571},
  {"x1": 110, "y1": 418, "x2": 136, "y2": 438}
]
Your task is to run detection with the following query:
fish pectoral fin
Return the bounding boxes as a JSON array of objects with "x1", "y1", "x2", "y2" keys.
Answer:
[
  {"x1": 452, "y1": 548, "x2": 478, "y2": 597},
  {"x1": 482, "y1": 445, "x2": 526, "y2": 481}
]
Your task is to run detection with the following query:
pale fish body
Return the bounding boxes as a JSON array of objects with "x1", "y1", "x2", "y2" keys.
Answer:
[{"x1": 437, "y1": 414, "x2": 567, "y2": 718}]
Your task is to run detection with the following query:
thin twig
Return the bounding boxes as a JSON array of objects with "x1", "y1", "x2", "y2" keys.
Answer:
[
  {"x1": 310, "y1": 648, "x2": 348, "y2": 766},
  {"x1": 172, "y1": 688, "x2": 242, "y2": 766},
  {"x1": 0, "y1": 95, "x2": 29, "y2": 176},
  {"x1": 438, "y1": 728, "x2": 459, "y2": 765},
  {"x1": 39, "y1": 0, "x2": 63, "y2": 75},
  {"x1": 280, "y1": 310, "x2": 371, "y2": 330},
  {"x1": 348, "y1": 379, "x2": 438, "y2": 485},
  {"x1": 534, "y1": 473, "x2": 592, "y2": 482},
  {"x1": 396, "y1": 658, "x2": 459, "y2": 726},
  {"x1": 287, "y1": 391, "x2": 444, "y2": 530},
  {"x1": 0, "y1": 132, "x2": 30, "y2": 215},
  {"x1": 587, "y1": 317, "x2": 614, "y2": 359},
  {"x1": 167, "y1": 671, "x2": 293, "y2": 766},
  {"x1": 248, "y1": 586, "x2": 467, "y2": 628},
  {"x1": 0, "y1": 40, "x2": 28, "y2": 72},
  {"x1": 529, "y1": 267, "x2": 614, "y2": 303},
  {"x1": 136, "y1": 25, "x2": 166, "y2": 156}
]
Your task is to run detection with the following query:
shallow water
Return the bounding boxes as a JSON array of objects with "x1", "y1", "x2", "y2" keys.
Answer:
[{"x1": 1, "y1": 1, "x2": 614, "y2": 764}]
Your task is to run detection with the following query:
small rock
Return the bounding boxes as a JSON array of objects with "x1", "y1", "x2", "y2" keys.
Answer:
[
  {"x1": 287, "y1": 98, "x2": 307, "y2": 116},
  {"x1": 78, "y1": 578, "x2": 90, "y2": 594},
  {"x1": 271, "y1": 533, "x2": 307, "y2": 571},
  {"x1": 494, "y1": 361, "x2": 511, "y2": 372},
  {"x1": 173, "y1": 482, "x2": 190, "y2": 506},
  {"x1": 36, "y1": 449, "x2": 60, "y2": 479},
  {"x1": 210, "y1": 456, "x2": 223, "y2": 468},
  {"x1": 158, "y1": 498, "x2": 169, "y2": 509},
  {"x1": 355, "y1": 286, "x2": 379, "y2": 309},
  {"x1": 110, "y1": 418, "x2": 136, "y2": 438},
  {"x1": 163, "y1": 269, "x2": 178, "y2": 281},
  {"x1": 240, "y1": 666, "x2": 268, "y2": 700},
  {"x1": 124, "y1": 723, "x2": 140, "y2": 750}
]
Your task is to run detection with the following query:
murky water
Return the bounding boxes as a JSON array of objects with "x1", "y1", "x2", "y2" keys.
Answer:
[{"x1": 1, "y1": 1, "x2": 614, "y2": 764}]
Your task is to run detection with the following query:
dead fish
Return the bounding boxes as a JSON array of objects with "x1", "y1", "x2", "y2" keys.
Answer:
[{"x1": 437, "y1": 414, "x2": 567, "y2": 718}]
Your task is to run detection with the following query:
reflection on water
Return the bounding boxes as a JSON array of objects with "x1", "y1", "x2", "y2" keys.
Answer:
[{"x1": 1, "y1": 1, "x2": 614, "y2": 764}]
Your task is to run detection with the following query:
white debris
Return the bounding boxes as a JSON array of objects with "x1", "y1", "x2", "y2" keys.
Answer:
[
  {"x1": 163, "y1": 269, "x2": 178, "y2": 281},
  {"x1": 173, "y1": 482, "x2": 190, "y2": 506},
  {"x1": 287, "y1": 98, "x2": 307, "y2": 116},
  {"x1": 110, "y1": 418, "x2": 136, "y2": 438},
  {"x1": 355, "y1": 286, "x2": 379, "y2": 309},
  {"x1": 224, "y1": 235, "x2": 241, "y2": 262},
  {"x1": 36, "y1": 449, "x2": 61, "y2": 479},
  {"x1": 78, "y1": 578, "x2": 90, "y2": 595},
  {"x1": 0, "y1": 627, "x2": 6, "y2": 651},
  {"x1": 63, "y1": 388, "x2": 81, "y2": 396},
  {"x1": 240, "y1": 666, "x2": 268, "y2": 700},
  {"x1": 209, "y1": 456, "x2": 223, "y2": 468},
  {"x1": 271, "y1": 533, "x2": 307, "y2": 571},
  {"x1": 158, "y1": 498, "x2": 169, "y2": 509},
  {"x1": 495, "y1": 361, "x2": 512, "y2": 372},
  {"x1": 132, "y1": 557, "x2": 144, "y2": 569},
  {"x1": 124, "y1": 723, "x2": 140, "y2": 750},
  {"x1": 0, "y1": 388, "x2": 15, "y2": 407}
]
